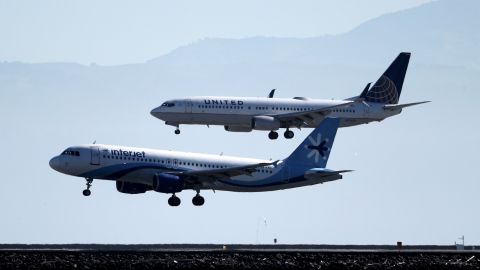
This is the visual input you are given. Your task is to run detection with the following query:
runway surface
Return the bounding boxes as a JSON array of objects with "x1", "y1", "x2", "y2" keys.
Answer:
[{"x1": 1, "y1": 245, "x2": 479, "y2": 269}]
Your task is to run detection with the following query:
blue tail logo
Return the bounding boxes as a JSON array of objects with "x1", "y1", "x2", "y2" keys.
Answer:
[
  {"x1": 305, "y1": 134, "x2": 330, "y2": 163},
  {"x1": 284, "y1": 118, "x2": 339, "y2": 170}
]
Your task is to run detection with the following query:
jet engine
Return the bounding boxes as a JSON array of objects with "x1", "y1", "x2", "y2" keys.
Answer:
[
  {"x1": 224, "y1": 125, "x2": 253, "y2": 132},
  {"x1": 251, "y1": 116, "x2": 281, "y2": 131},
  {"x1": 152, "y1": 173, "x2": 184, "y2": 193},
  {"x1": 116, "y1": 181, "x2": 150, "y2": 194}
]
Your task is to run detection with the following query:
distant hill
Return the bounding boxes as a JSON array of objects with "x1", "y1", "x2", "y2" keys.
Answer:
[{"x1": 148, "y1": 0, "x2": 479, "y2": 69}]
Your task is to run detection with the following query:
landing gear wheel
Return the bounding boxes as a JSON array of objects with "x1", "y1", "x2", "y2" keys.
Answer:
[
  {"x1": 192, "y1": 195, "x2": 205, "y2": 206},
  {"x1": 174, "y1": 129, "x2": 180, "y2": 135},
  {"x1": 268, "y1": 131, "x2": 279, "y2": 140},
  {"x1": 284, "y1": 130, "x2": 294, "y2": 139},
  {"x1": 168, "y1": 195, "x2": 181, "y2": 206},
  {"x1": 83, "y1": 178, "x2": 93, "y2": 196}
]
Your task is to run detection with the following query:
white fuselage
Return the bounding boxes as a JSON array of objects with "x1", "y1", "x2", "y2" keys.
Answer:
[
  {"x1": 151, "y1": 96, "x2": 400, "y2": 130},
  {"x1": 49, "y1": 144, "x2": 339, "y2": 193}
]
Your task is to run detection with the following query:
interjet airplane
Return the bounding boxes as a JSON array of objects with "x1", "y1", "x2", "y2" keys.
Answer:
[
  {"x1": 151, "y1": 52, "x2": 429, "y2": 140},
  {"x1": 49, "y1": 118, "x2": 349, "y2": 206}
]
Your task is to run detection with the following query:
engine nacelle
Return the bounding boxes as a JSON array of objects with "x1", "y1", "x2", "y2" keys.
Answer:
[
  {"x1": 152, "y1": 173, "x2": 184, "y2": 193},
  {"x1": 116, "y1": 181, "x2": 149, "y2": 194},
  {"x1": 251, "y1": 116, "x2": 281, "y2": 131},
  {"x1": 224, "y1": 125, "x2": 253, "y2": 132}
]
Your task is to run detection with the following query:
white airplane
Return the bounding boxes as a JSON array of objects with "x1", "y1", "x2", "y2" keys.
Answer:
[
  {"x1": 49, "y1": 118, "x2": 350, "y2": 206},
  {"x1": 151, "y1": 52, "x2": 429, "y2": 140}
]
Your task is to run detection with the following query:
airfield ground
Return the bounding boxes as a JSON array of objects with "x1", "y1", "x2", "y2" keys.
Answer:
[{"x1": 0, "y1": 245, "x2": 479, "y2": 269}]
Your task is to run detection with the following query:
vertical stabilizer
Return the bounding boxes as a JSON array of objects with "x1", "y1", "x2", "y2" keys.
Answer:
[
  {"x1": 284, "y1": 118, "x2": 340, "y2": 170},
  {"x1": 365, "y1": 52, "x2": 411, "y2": 104}
]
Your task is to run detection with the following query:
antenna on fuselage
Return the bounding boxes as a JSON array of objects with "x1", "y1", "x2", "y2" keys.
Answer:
[
  {"x1": 268, "y1": 89, "x2": 276, "y2": 98},
  {"x1": 92, "y1": 140, "x2": 96, "y2": 144}
]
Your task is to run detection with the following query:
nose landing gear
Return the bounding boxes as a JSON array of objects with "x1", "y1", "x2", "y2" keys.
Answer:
[
  {"x1": 174, "y1": 128, "x2": 180, "y2": 135},
  {"x1": 82, "y1": 178, "x2": 93, "y2": 196}
]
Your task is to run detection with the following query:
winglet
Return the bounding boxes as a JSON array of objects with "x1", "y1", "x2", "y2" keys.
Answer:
[
  {"x1": 268, "y1": 89, "x2": 276, "y2": 98},
  {"x1": 344, "y1": 82, "x2": 371, "y2": 101},
  {"x1": 359, "y1": 83, "x2": 371, "y2": 99}
]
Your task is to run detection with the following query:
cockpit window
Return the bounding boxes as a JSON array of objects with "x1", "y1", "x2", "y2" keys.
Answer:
[
  {"x1": 61, "y1": 150, "x2": 80, "y2": 156},
  {"x1": 161, "y1": 102, "x2": 175, "y2": 107}
]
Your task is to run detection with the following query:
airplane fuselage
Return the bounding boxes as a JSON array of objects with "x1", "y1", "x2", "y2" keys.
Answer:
[
  {"x1": 151, "y1": 96, "x2": 401, "y2": 131},
  {"x1": 49, "y1": 144, "x2": 340, "y2": 193}
]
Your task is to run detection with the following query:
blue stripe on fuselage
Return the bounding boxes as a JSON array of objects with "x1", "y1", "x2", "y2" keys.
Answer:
[{"x1": 79, "y1": 163, "x2": 177, "y2": 179}]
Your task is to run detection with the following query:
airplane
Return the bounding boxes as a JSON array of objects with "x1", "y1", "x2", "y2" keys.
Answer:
[
  {"x1": 150, "y1": 52, "x2": 429, "y2": 140},
  {"x1": 49, "y1": 118, "x2": 350, "y2": 206}
]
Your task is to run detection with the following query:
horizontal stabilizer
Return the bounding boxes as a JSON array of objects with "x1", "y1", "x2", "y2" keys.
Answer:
[
  {"x1": 383, "y1": 101, "x2": 430, "y2": 111},
  {"x1": 304, "y1": 168, "x2": 353, "y2": 183}
]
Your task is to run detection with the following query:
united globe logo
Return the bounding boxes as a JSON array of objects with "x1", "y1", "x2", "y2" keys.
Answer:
[{"x1": 365, "y1": 75, "x2": 399, "y2": 104}]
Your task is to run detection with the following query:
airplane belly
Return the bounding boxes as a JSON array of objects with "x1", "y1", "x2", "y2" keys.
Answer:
[
  {"x1": 117, "y1": 169, "x2": 158, "y2": 185},
  {"x1": 338, "y1": 118, "x2": 385, "y2": 127},
  {"x1": 159, "y1": 113, "x2": 194, "y2": 124},
  {"x1": 192, "y1": 113, "x2": 251, "y2": 125},
  {"x1": 209, "y1": 176, "x2": 328, "y2": 192}
]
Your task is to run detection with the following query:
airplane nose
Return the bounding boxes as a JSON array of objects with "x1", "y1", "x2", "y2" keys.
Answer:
[
  {"x1": 49, "y1": 156, "x2": 60, "y2": 171},
  {"x1": 150, "y1": 106, "x2": 163, "y2": 118}
]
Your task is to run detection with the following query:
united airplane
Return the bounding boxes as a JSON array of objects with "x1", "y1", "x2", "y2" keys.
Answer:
[
  {"x1": 49, "y1": 118, "x2": 349, "y2": 206},
  {"x1": 151, "y1": 52, "x2": 429, "y2": 139}
]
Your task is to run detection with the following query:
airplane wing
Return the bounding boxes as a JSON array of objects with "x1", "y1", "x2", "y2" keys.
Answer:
[
  {"x1": 383, "y1": 101, "x2": 430, "y2": 111},
  {"x1": 165, "y1": 161, "x2": 280, "y2": 182},
  {"x1": 268, "y1": 101, "x2": 354, "y2": 127}
]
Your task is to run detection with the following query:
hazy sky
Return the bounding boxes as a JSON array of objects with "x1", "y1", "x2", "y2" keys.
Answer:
[
  {"x1": 0, "y1": 0, "x2": 430, "y2": 65},
  {"x1": 4, "y1": 0, "x2": 477, "y2": 246}
]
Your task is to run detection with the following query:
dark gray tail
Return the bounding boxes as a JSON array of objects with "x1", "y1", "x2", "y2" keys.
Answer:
[{"x1": 365, "y1": 52, "x2": 411, "y2": 105}]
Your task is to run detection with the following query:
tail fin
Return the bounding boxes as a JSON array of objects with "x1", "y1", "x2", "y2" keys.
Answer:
[
  {"x1": 284, "y1": 118, "x2": 340, "y2": 169},
  {"x1": 365, "y1": 52, "x2": 411, "y2": 104}
]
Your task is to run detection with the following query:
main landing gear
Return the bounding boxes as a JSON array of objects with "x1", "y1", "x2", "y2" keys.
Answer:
[
  {"x1": 268, "y1": 129, "x2": 294, "y2": 140},
  {"x1": 168, "y1": 194, "x2": 181, "y2": 206},
  {"x1": 167, "y1": 193, "x2": 205, "y2": 207},
  {"x1": 192, "y1": 192, "x2": 205, "y2": 206},
  {"x1": 284, "y1": 129, "x2": 294, "y2": 139},
  {"x1": 174, "y1": 128, "x2": 180, "y2": 135},
  {"x1": 82, "y1": 178, "x2": 93, "y2": 196},
  {"x1": 268, "y1": 131, "x2": 279, "y2": 140}
]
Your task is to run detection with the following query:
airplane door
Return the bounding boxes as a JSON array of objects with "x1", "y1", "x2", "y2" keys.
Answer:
[
  {"x1": 166, "y1": 159, "x2": 179, "y2": 169},
  {"x1": 363, "y1": 104, "x2": 370, "y2": 117},
  {"x1": 173, "y1": 159, "x2": 179, "y2": 169},
  {"x1": 185, "y1": 99, "x2": 193, "y2": 113},
  {"x1": 90, "y1": 146, "x2": 100, "y2": 165}
]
